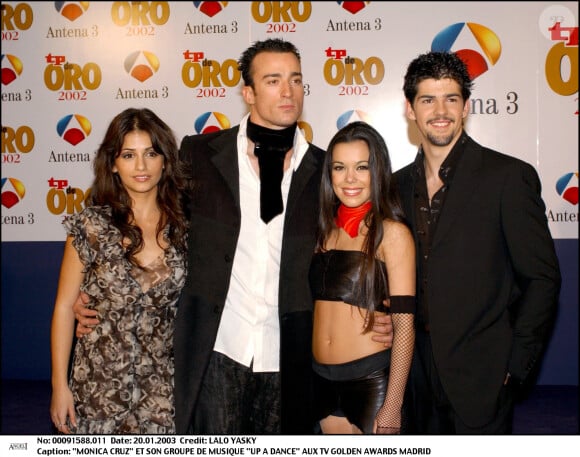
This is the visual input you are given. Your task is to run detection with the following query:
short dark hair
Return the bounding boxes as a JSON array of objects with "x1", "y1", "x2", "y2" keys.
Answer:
[
  {"x1": 403, "y1": 51, "x2": 473, "y2": 103},
  {"x1": 238, "y1": 38, "x2": 301, "y2": 87}
]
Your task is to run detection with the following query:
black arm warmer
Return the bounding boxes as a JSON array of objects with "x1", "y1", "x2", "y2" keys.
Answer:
[{"x1": 389, "y1": 295, "x2": 416, "y2": 314}]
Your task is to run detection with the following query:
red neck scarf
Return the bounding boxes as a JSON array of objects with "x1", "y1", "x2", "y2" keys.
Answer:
[{"x1": 335, "y1": 201, "x2": 372, "y2": 238}]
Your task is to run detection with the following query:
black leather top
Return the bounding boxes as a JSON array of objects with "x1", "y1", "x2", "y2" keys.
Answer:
[{"x1": 309, "y1": 250, "x2": 388, "y2": 312}]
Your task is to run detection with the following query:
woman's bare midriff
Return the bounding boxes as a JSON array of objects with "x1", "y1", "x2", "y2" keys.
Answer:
[{"x1": 312, "y1": 299, "x2": 387, "y2": 364}]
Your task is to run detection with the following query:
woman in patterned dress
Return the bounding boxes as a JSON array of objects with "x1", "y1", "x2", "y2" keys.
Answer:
[{"x1": 50, "y1": 108, "x2": 190, "y2": 434}]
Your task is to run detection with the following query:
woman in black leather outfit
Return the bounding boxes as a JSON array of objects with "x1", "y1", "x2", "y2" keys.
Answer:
[{"x1": 309, "y1": 121, "x2": 415, "y2": 434}]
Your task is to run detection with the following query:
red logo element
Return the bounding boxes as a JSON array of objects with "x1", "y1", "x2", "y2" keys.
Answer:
[
  {"x1": 339, "y1": 2, "x2": 368, "y2": 15},
  {"x1": 194, "y1": 1, "x2": 227, "y2": 18},
  {"x1": 1, "y1": 177, "x2": 26, "y2": 209},
  {"x1": 2, "y1": 192, "x2": 19, "y2": 208}
]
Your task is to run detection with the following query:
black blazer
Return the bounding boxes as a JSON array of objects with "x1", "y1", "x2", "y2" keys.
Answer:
[
  {"x1": 395, "y1": 133, "x2": 561, "y2": 427},
  {"x1": 173, "y1": 126, "x2": 325, "y2": 434}
]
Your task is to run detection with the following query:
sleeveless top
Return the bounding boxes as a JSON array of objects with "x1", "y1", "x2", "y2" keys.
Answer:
[{"x1": 309, "y1": 249, "x2": 388, "y2": 312}]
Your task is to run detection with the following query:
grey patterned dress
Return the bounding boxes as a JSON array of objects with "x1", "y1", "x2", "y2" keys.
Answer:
[{"x1": 64, "y1": 206, "x2": 186, "y2": 434}]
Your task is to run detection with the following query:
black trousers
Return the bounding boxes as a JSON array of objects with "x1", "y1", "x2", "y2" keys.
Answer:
[
  {"x1": 313, "y1": 368, "x2": 387, "y2": 434},
  {"x1": 193, "y1": 351, "x2": 281, "y2": 434},
  {"x1": 404, "y1": 328, "x2": 514, "y2": 434},
  {"x1": 312, "y1": 351, "x2": 390, "y2": 434}
]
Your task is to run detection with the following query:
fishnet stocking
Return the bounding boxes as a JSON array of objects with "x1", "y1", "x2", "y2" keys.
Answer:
[{"x1": 375, "y1": 312, "x2": 415, "y2": 434}]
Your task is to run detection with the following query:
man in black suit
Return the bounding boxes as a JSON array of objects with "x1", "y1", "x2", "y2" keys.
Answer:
[
  {"x1": 395, "y1": 51, "x2": 561, "y2": 433},
  {"x1": 173, "y1": 38, "x2": 323, "y2": 435}
]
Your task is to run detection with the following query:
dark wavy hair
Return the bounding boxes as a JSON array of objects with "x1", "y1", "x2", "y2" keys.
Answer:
[
  {"x1": 316, "y1": 121, "x2": 406, "y2": 332},
  {"x1": 238, "y1": 38, "x2": 301, "y2": 88},
  {"x1": 90, "y1": 108, "x2": 190, "y2": 267},
  {"x1": 403, "y1": 51, "x2": 473, "y2": 104}
]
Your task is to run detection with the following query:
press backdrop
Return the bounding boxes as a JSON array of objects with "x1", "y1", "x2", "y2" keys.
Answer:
[{"x1": 1, "y1": 1, "x2": 577, "y2": 384}]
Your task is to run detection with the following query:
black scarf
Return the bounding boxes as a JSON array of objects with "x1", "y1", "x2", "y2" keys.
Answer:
[{"x1": 246, "y1": 119, "x2": 297, "y2": 223}]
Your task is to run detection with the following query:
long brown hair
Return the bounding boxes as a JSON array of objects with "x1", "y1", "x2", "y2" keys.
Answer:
[{"x1": 90, "y1": 108, "x2": 190, "y2": 267}]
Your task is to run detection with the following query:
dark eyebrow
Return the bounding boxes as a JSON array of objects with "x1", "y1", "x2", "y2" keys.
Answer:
[
  {"x1": 262, "y1": 71, "x2": 303, "y2": 79},
  {"x1": 418, "y1": 93, "x2": 461, "y2": 99}
]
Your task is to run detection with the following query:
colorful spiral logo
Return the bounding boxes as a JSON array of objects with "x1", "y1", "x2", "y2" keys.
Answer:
[
  {"x1": 432, "y1": 22, "x2": 501, "y2": 80},
  {"x1": 1, "y1": 177, "x2": 26, "y2": 209},
  {"x1": 124, "y1": 51, "x2": 160, "y2": 83},
  {"x1": 54, "y1": 1, "x2": 90, "y2": 22},
  {"x1": 556, "y1": 172, "x2": 579, "y2": 205},
  {"x1": 56, "y1": 114, "x2": 92, "y2": 146},
  {"x1": 336, "y1": 110, "x2": 372, "y2": 130},
  {"x1": 194, "y1": 112, "x2": 231, "y2": 134},
  {"x1": 1, "y1": 54, "x2": 23, "y2": 86}
]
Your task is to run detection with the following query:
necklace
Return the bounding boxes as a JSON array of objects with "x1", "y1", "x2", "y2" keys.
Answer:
[{"x1": 335, "y1": 201, "x2": 372, "y2": 238}]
